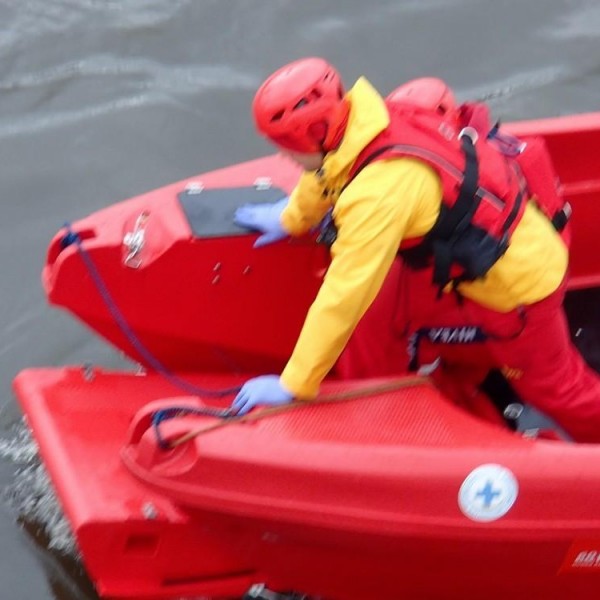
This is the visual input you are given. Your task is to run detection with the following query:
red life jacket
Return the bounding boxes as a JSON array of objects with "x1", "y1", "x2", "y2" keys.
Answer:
[{"x1": 342, "y1": 99, "x2": 569, "y2": 291}]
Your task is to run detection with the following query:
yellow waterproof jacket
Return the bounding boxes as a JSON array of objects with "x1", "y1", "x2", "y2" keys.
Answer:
[{"x1": 279, "y1": 77, "x2": 568, "y2": 399}]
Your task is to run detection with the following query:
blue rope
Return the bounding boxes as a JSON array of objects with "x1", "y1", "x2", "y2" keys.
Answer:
[
  {"x1": 61, "y1": 223, "x2": 242, "y2": 399},
  {"x1": 152, "y1": 405, "x2": 233, "y2": 448}
]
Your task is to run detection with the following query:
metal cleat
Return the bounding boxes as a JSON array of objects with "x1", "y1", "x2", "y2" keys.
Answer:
[
  {"x1": 503, "y1": 402, "x2": 524, "y2": 422},
  {"x1": 123, "y1": 211, "x2": 149, "y2": 268},
  {"x1": 254, "y1": 177, "x2": 272, "y2": 190},
  {"x1": 243, "y1": 583, "x2": 310, "y2": 600}
]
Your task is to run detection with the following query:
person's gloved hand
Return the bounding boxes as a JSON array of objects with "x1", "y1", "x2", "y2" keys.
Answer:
[
  {"x1": 231, "y1": 375, "x2": 294, "y2": 415},
  {"x1": 234, "y1": 197, "x2": 289, "y2": 247}
]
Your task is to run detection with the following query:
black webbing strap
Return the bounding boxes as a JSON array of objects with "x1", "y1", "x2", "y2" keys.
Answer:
[
  {"x1": 430, "y1": 131, "x2": 480, "y2": 288},
  {"x1": 551, "y1": 202, "x2": 572, "y2": 232},
  {"x1": 431, "y1": 132, "x2": 480, "y2": 238}
]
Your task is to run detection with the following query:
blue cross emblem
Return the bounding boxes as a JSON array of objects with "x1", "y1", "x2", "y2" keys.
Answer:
[
  {"x1": 459, "y1": 464, "x2": 518, "y2": 521},
  {"x1": 475, "y1": 480, "x2": 501, "y2": 508}
]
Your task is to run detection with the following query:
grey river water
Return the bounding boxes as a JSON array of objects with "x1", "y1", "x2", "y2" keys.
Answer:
[{"x1": 0, "y1": 1, "x2": 599, "y2": 598}]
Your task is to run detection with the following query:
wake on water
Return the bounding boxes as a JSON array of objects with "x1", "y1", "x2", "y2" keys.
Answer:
[
  {"x1": 0, "y1": 420, "x2": 102, "y2": 599},
  {"x1": 0, "y1": 419, "x2": 80, "y2": 559}
]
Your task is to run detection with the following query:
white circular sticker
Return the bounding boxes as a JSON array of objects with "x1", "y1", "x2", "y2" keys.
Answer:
[{"x1": 458, "y1": 464, "x2": 519, "y2": 522}]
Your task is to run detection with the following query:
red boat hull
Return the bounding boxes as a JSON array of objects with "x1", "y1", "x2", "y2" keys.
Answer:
[
  {"x1": 12, "y1": 111, "x2": 600, "y2": 599},
  {"x1": 14, "y1": 366, "x2": 600, "y2": 599},
  {"x1": 43, "y1": 154, "x2": 322, "y2": 374},
  {"x1": 42, "y1": 114, "x2": 600, "y2": 372}
]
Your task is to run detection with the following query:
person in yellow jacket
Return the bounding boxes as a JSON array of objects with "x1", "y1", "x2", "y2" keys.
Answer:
[{"x1": 232, "y1": 57, "x2": 600, "y2": 443}]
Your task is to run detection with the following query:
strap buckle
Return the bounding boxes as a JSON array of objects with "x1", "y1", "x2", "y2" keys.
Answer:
[{"x1": 458, "y1": 127, "x2": 479, "y2": 144}]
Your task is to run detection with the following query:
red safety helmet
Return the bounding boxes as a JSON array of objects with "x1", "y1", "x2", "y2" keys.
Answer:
[
  {"x1": 386, "y1": 77, "x2": 456, "y2": 115},
  {"x1": 253, "y1": 57, "x2": 347, "y2": 154}
]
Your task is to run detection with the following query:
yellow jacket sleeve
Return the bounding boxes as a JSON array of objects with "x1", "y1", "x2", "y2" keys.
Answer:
[
  {"x1": 280, "y1": 158, "x2": 442, "y2": 398},
  {"x1": 281, "y1": 171, "x2": 333, "y2": 236}
]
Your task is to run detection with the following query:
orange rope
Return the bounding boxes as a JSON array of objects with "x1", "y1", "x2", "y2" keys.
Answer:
[{"x1": 167, "y1": 375, "x2": 432, "y2": 448}]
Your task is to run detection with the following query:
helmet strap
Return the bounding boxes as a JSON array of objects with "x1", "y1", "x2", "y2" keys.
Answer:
[{"x1": 323, "y1": 98, "x2": 350, "y2": 152}]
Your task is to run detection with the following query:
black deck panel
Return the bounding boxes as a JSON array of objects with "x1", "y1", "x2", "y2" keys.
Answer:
[{"x1": 178, "y1": 185, "x2": 287, "y2": 238}]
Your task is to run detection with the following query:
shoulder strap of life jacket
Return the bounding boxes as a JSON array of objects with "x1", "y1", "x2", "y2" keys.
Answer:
[{"x1": 343, "y1": 103, "x2": 532, "y2": 292}]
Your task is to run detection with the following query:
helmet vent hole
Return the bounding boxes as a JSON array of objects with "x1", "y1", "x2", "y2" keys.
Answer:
[
  {"x1": 271, "y1": 110, "x2": 285, "y2": 122},
  {"x1": 293, "y1": 98, "x2": 309, "y2": 111}
]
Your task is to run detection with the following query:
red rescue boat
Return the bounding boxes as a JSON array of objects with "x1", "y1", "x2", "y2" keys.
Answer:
[
  {"x1": 13, "y1": 111, "x2": 600, "y2": 600},
  {"x1": 39, "y1": 114, "x2": 600, "y2": 373}
]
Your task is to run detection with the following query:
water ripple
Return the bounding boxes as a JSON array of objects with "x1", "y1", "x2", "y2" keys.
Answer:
[
  {"x1": 0, "y1": 55, "x2": 258, "y2": 94},
  {"x1": 0, "y1": 57, "x2": 258, "y2": 138},
  {"x1": 1, "y1": 421, "x2": 79, "y2": 556},
  {"x1": 541, "y1": 3, "x2": 600, "y2": 39},
  {"x1": 457, "y1": 65, "x2": 571, "y2": 104},
  {"x1": 1, "y1": 0, "x2": 190, "y2": 43}
]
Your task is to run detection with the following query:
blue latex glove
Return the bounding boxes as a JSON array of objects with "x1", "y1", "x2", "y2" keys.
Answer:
[
  {"x1": 232, "y1": 375, "x2": 294, "y2": 415},
  {"x1": 234, "y1": 197, "x2": 289, "y2": 247}
]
